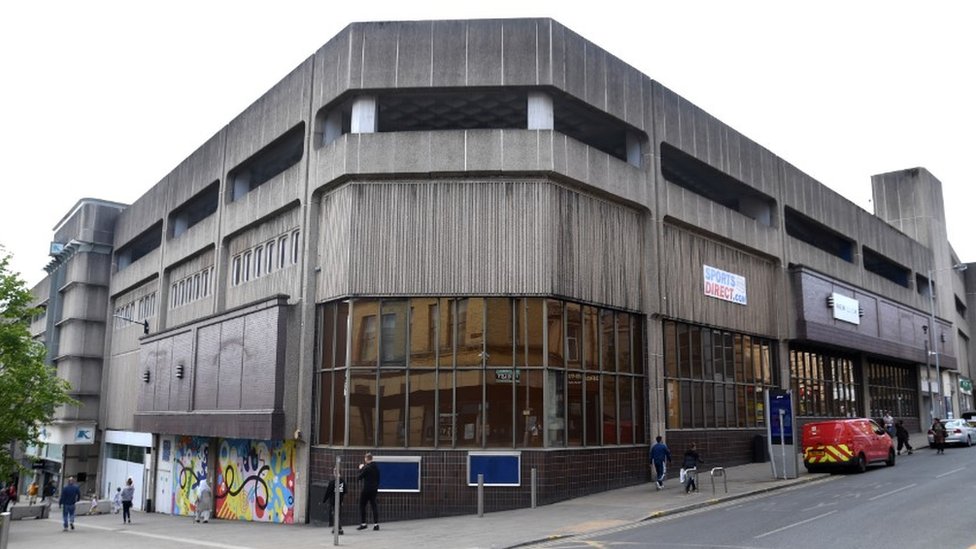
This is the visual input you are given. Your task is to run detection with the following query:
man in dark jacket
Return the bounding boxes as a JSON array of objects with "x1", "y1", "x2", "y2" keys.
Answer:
[
  {"x1": 322, "y1": 470, "x2": 346, "y2": 534},
  {"x1": 59, "y1": 476, "x2": 82, "y2": 531},
  {"x1": 649, "y1": 436, "x2": 672, "y2": 489},
  {"x1": 356, "y1": 453, "x2": 381, "y2": 531}
]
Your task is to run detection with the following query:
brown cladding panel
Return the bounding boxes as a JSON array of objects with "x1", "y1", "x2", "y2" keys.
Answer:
[
  {"x1": 217, "y1": 317, "x2": 245, "y2": 410},
  {"x1": 194, "y1": 324, "x2": 220, "y2": 410},
  {"x1": 242, "y1": 308, "x2": 280, "y2": 410}
]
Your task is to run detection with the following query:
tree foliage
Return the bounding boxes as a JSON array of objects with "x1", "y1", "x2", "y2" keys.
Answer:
[{"x1": 0, "y1": 247, "x2": 75, "y2": 478}]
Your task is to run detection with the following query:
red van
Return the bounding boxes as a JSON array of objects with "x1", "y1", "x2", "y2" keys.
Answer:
[{"x1": 802, "y1": 418, "x2": 895, "y2": 473}]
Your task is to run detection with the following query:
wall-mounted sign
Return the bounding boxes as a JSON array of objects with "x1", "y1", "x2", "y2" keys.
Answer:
[
  {"x1": 830, "y1": 292, "x2": 860, "y2": 325},
  {"x1": 703, "y1": 265, "x2": 747, "y2": 305},
  {"x1": 960, "y1": 378, "x2": 973, "y2": 395}
]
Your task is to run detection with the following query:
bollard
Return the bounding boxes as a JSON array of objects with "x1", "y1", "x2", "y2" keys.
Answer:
[
  {"x1": 531, "y1": 467, "x2": 537, "y2": 509},
  {"x1": 709, "y1": 467, "x2": 727, "y2": 495},
  {"x1": 1, "y1": 511, "x2": 10, "y2": 549},
  {"x1": 477, "y1": 474, "x2": 484, "y2": 517}
]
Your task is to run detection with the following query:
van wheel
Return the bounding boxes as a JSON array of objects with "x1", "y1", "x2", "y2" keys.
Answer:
[
  {"x1": 854, "y1": 454, "x2": 867, "y2": 473},
  {"x1": 967, "y1": 436, "x2": 973, "y2": 447},
  {"x1": 885, "y1": 449, "x2": 895, "y2": 467}
]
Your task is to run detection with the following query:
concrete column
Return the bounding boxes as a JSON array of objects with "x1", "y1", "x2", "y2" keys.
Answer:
[
  {"x1": 527, "y1": 92, "x2": 554, "y2": 130},
  {"x1": 626, "y1": 131, "x2": 641, "y2": 168},
  {"x1": 350, "y1": 96, "x2": 378, "y2": 134},
  {"x1": 323, "y1": 110, "x2": 342, "y2": 145}
]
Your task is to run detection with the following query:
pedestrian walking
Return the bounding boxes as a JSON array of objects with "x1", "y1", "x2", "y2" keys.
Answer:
[
  {"x1": 356, "y1": 452, "x2": 381, "y2": 531},
  {"x1": 649, "y1": 436, "x2": 672, "y2": 490},
  {"x1": 883, "y1": 411, "x2": 895, "y2": 438},
  {"x1": 0, "y1": 483, "x2": 9, "y2": 513},
  {"x1": 194, "y1": 479, "x2": 212, "y2": 523},
  {"x1": 27, "y1": 480, "x2": 38, "y2": 505},
  {"x1": 120, "y1": 477, "x2": 135, "y2": 523},
  {"x1": 322, "y1": 469, "x2": 346, "y2": 534},
  {"x1": 931, "y1": 418, "x2": 947, "y2": 454},
  {"x1": 59, "y1": 476, "x2": 82, "y2": 531},
  {"x1": 43, "y1": 480, "x2": 57, "y2": 504},
  {"x1": 112, "y1": 487, "x2": 122, "y2": 514},
  {"x1": 895, "y1": 420, "x2": 913, "y2": 455},
  {"x1": 681, "y1": 443, "x2": 704, "y2": 493}
]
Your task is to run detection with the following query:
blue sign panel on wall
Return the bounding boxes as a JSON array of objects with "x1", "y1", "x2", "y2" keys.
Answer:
[
  {"x1": 467, "y1": 452, "x2": 521, "y2": 486},
  {"x1": 768, "y1": 389, "x2": 794, "y2": 445},
  {"x1": 373, "y1": 456, "x2": 422, "y2": 493}
]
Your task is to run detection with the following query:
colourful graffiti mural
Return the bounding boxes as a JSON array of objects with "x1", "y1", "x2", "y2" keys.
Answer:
[
  {"x1": 173, "y1": 436, "x2": 209, "y2": 516},
  {"x1": 215, "y1": 438, "x2": 295, "y2": 523}
]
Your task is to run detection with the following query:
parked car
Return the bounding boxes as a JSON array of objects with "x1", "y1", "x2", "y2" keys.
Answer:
[
  {"x1": 802, "y1": 418, "x2": 895, "y2": 473},
  {"x1": 927, "y1": 419, "x2": 976, "y2": 447}
]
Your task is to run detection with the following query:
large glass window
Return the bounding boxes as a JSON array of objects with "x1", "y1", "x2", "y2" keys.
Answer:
[
  {"x1": 316, "y1": 297, "x2": 645, "y2": 449},
  {"x1": 865, "y1": 360, "x2": 916, "y2": 419},
  {"x1": 663, "y1": 319, "x2": 778, "y2": 429},
  {"x1": 790, "y1": 348, "x2": 860, "y2": 418}
]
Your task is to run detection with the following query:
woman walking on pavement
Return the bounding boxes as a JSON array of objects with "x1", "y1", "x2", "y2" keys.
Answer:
[
  {"x1": 120, "y1": 477, "x2": 135, "y2": 523},
  {"x1": 681, "y1": 443, "x2": 704, "y2": 493},
  {"x1": 931, "y1": 418, "x2": 947, "y2": 454}
]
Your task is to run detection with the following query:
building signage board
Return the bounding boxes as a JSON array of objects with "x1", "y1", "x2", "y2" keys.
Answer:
[
  {"x1": 831, "y1": 292, "x2": 860, "y2": 325},
  {"x1": 703, "y1": 265, "x2": 747, "y2": 305}
]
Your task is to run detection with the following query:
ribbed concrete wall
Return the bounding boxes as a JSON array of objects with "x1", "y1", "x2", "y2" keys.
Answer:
[{"x1": 317, "y1": 179, "x2": 645, "y2": 311}]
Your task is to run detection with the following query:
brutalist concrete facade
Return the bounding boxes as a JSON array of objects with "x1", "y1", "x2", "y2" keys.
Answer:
[{"x1": 27, "y1": 18, "x2": 973, "y2": 524}]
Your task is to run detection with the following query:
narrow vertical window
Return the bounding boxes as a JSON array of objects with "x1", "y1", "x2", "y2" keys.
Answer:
[
  {"x1": 243, "y1": 251, "x2": 252, "y2": 282},
  {"x1": 232, "y1": 255, "x2": 242, "y2": 286},
  {"x1": 266, "y1": 241, "x2": 276, "y2": 273},
  {"x1": 278, "y1": 235, "x2": 288, "y2": 268},
  {"x1": 255, "y1": 244, "x2": 263, "y2": 278},
  {"x1": 291, "y1": 229, "x2": 301, "y2": 265}
]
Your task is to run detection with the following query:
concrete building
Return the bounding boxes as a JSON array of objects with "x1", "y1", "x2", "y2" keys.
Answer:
[{"x1": 27, "y1": 18, "x2": 972, "y2": 524}]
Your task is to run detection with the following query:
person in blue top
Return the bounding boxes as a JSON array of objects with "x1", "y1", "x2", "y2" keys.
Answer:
[
  {"x1": 649, "y1": 436, "x2": 672, "y2": 490},
  {"x1": 58, "y1": 476, "x2": 82, "y2": 531}
]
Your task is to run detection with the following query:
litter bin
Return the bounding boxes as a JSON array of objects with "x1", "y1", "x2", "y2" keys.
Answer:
[{"x1": 752, "y1": 434, "x2": 768, "y2": 462}]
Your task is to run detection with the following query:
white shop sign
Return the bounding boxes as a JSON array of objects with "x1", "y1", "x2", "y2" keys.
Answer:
[
  {"x1": 831, "y1": 292, "x2": 860, "y2": 325},
  {"x1": 703, "y1": 265, "x2": 747, "y2": 305}
]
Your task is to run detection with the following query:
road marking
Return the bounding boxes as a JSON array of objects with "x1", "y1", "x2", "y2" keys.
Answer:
[
  {"x1": 754, "y1": 510, "x2": 837, "y2": 539},
  {"x1": 937, "y1": 467, "x2": 966, "y2": 478},
  {"x1": 868, "y1": 483, "x2": 917, "y2": 501},
  {"x1": 47, "y1": 518, "x2": 252, "y2": 549}
]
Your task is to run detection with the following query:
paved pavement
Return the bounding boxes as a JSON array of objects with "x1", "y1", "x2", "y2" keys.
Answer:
[{"x1": 2, "y1": 457, "x2": 848, "y2": 549}]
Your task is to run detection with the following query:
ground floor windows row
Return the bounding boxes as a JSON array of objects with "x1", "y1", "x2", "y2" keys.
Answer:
[
  {"x1": 315, "y1": 297, "x2": 646, "y2": 448},
  {"x1": 663, "y1": 320, "x2": 779, "y2": 429},
  {"x1": 790, "y1": 348, "x2": 860, "y2": 417}
]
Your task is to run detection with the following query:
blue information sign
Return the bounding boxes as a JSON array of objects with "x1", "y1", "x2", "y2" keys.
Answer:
[
  {"x1": 467, "y1": 452, "x2": 521, "y2": 486},
  {"x1": 768, "y1": 389, "x2": 794, "y2": 445}
]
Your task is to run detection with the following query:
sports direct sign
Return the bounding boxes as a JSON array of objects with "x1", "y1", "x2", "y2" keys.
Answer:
[{"x1": 703, "y1": 265, "x2": 747, "y2": 305}]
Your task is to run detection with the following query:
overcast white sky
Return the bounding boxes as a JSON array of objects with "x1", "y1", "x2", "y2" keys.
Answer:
[{"x1": 1, "y1": 1, "x2": 973, "y2": 286}]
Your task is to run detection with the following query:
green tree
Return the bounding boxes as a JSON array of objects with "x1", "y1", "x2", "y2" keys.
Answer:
[{"x1": 0, "y1": 247, "x2": 75, "y2": 478}]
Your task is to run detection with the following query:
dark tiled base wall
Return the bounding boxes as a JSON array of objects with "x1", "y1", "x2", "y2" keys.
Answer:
[
  {"x1": 664, "y1": 429, "x2": 766, "y2": 472},
  {"x1": 309, "y1": 447, "x2": 649, "y2": 524}
]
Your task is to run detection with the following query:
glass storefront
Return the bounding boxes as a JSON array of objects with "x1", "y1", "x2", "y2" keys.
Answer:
[
  {"x1": 315, "y1": 297, "x2": 645, "y2": 448},
  {"x1": 663, "y1": 320, "x2": 778, "y2": 429},
  {"x1": 790, "y1": 348, "x2": 860, "y2": 417}
]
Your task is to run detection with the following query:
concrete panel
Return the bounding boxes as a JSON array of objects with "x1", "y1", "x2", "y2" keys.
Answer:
[
  {"x1": 395, "y1": 21, "x2": 434, "y2": 88},
  {"x1": 217, "y1": 316, "x2": 244, "y2": 410},
  {"x1": 360, "y1": 22, "x2": 400, "y2": 89},
  {"x1": 242, "y1": 308, "x2": 279, "y2": 409},
  {"x1": 585, "y1": 43, "x2": 607, "y2": 110},
  {"x1": 465, "y1": 20, "x2": 503, "y2": 86},
  {"x1": 153, "y1": 337, "x2": 173, "y2": 412},
  {"x1": 561, "y1": 26, "x2": 586, "y2": 102},
  {"x1": 194, "y1": 323, "x2": 220, "y2": 410},
  {"x1": 502, "y1": 19, "x2": 540, "y2": 86},
  {"x1": 164, "y1": 216, "x2": 217, "y2": 267},
  {"x1": 464, "y1": 130, "x2": 503, "y2": 171},
  {"x1": 431, "y1": 20, "x2": 467, "y2": 87},
  {"x1": 428, "y1": 131, "x2": 467, "y2": 173}
]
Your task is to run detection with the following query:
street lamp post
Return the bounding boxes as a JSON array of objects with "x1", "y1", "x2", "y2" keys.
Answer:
[{"x1": 927, "y1": 264, "x2": 969, "y2": 420}]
